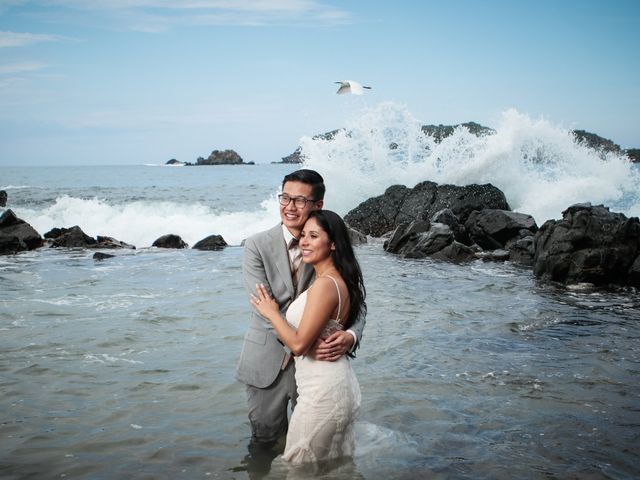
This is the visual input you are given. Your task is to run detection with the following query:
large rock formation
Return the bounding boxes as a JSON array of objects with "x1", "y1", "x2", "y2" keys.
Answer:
[
  {"x1": 191, "y1": 149, "x2": 251, "y2": 165},
  {"x1": 345, "y1": 181, "x2": 510, "y2": 238},
  {"x1": 533, "y1": 203, "x2": 640, "y2": 287},
  {"x1": 421, "y1": 121, "x2": 495, "y2": 142},
  {"x1": 0, "y1": 209, "x2": 43, "y2": 254}
]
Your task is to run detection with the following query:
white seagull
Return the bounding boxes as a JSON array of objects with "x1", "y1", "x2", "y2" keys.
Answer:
[{"x1": 335, "y1": 80, "x2": 372, "y2": 95}]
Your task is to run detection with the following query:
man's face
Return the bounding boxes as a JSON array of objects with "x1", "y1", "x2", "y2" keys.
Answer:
[{"x1": 279, "y1": 181, "x2": 323, "y2": 236}]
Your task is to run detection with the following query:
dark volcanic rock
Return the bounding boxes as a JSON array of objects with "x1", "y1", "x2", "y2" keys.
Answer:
[
  {"x1": 430, "y1": 241, "x2": 476, "y2": 262},
  {"x1": 384, "y1": 220, "x2": 475, "y2": 262},
  {"x1": 95, "y1": 236, "x2": 135, "y2": 249},
  {"x1": 194, "y1": 149, "x2": 246, "y2": 165},
  {"x1": 572, "y1": 130, "x2": 622, "y2": 156},
  {"x1": 383, "y1": 221, "x2": 431, "y2": 254},
  {"x1": 533, "y1": 203, "x2": 640, "y2": 286},
  {"x1": 47, "y1": 226, "x2": 97, "y2": 248},
  {"x1": 507, "y1": 235, "x2": 536, "y2": 266},
  {"x1": 0, "y1": 209, "x2": 43, "y2": 254},
  {"x1": 0, "y1": 190, "x2": 7, "y2": 207},
  {"x1": 421, "y1": 122, "x2": 495, "y2": 143},
  {"x1": 431, "y1": 208, "x2": 470, "y2": 245},
  {"x1": 465, "y1": 209, "x2": 537, "y2": 250},
  {"x1": 279, "y1": 130, "x2": 342, "y2": 164},
  {"x1": 45, "y1": 227, "x2": 135, "y2": 249},
  {"x1": 193, "y1": 234, "x2": 227, "y2": 251},
  {"x1": 93, "y1": 252, "x2": 115, "y2": 260},
  {"x1": 348, "y1": 227, "x2": 367, "y2": 246},
  {"x1": 345, "y1": 181, "x2": 509, "y2": 237},
  {"x1": 626, "y1": 148, "x2": 640, "y2": 163},
  {"x1": 403, "y1": 223, "x2": 455, "y2": 258},
  {"x1": 153, "y1": 234, "x2": 188, "y2": 249},
  {"x1": 165, "y1": 158, "x2": 183, "y2": 165}
]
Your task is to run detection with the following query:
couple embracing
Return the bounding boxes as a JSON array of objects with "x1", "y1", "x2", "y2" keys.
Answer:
[{"x1": 236, "y1": 169, "x2": 366, "y2": 466}]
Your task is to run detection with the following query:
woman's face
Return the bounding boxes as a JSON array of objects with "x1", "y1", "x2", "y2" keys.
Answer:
[{"x1": 299, "y1": 217, "x2": 334, "y2": 264}]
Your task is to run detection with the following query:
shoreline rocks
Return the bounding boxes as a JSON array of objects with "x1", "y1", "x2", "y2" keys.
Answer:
[
  {"x1": 348, "y1": 180, "x2": 640, "y2": 288},
  {"x1": 44, "y1": 226, "x2": 136, "y2": 249},
  {"x1": 345, "y1": 181, "x2": 510, "y2": 238},
  {"x1": 533, "y1": 203, "x2": 640, "y2": 287},
  {"x1": 0, "y1": 209, "x2": 43, "y2": 254}
]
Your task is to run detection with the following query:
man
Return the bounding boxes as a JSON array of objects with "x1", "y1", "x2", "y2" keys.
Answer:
[{"x1": 237, "y1": 169, "x2": 366, "y2": 454}]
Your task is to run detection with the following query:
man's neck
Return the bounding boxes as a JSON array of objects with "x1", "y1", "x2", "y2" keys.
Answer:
[{"x1": 285, "y1": 226, "x2": 301, "y2": 239}]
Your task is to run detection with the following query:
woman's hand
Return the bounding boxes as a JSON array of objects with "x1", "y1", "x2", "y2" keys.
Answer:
[{"x1": 249, "y1": 283, "x2": 280, "y2": 320}]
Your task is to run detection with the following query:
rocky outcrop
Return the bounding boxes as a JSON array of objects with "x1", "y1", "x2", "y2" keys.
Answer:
[
  {"x1": 45, "y1": 226, "x2": 97, "y2": 247},
  {"x1": 165, "y1": 158, "x2": 183, "y2": 165},
  {"x1": 193, "y1": 234, "x2": 227, "y2": 251},
  {"x1": 572, "y1": 130, "x2": 622, "y2": 156},
  {"x1": 152, "y1": 234, "x2": 188, "y2": 249},
  {"x1": 464, "y1": 210, "x2": 537, "y2": 251},
  {"x1": 45, "y1": 226, "x2": 135, "y2": 249},
  {"x1": 345, "y1": 181, "x2": 509, "y2": 238},
  {"x1": 0, "y1": 190, "x2": 7, "y2": 207},
  {"x1": 363, "y1": 185, "x2": 539, "y2": 264},
  {"x1": 626, "y1": 148, "x2": 639, "y2": 163},
  {"x1": 189, "y1": 149, "x2": 253, "y2": 165},
  {"x1": 348, "y1": 227, "x2": 367, "y2": 246},
  {"x1": 421, "y1": 122, "x2": 495, "y2": 143},
  {"x1": 0, "y1": 209, "x2": 43, "y2": 255},
  {"x1": 279, "y1": 130, "x2": 342, "y2": 164},
  {"x1": 383, "y1": 220, "x2": 476, "y2": 262},
  {"x1": 533, "y1": 203, "x2": 640, "y2": 287}
]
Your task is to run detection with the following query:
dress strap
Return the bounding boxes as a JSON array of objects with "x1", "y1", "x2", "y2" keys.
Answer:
[{"x1": 322, "y1": 275, "x2": 342, "y2": 321}]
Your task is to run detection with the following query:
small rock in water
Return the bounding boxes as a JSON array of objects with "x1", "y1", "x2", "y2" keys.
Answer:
[
  {"x1": 93, "y1": 252, "x2": 115, "y2": 260},
  {"x1": 152, "y1": 234, "x2": 188, "y2": 249},
  {"x1": 193, "y1": 234, "x2": 227, "y2": 251}
]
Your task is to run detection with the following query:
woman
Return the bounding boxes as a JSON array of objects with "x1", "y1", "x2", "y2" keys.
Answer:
[{"x1": 250, "y1": 209, "x2": 366, "y2": 464}]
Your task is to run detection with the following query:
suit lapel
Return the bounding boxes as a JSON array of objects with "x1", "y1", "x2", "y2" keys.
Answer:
[{"x1": 267, "y1": 225, "x2": 295, "y2": 296}]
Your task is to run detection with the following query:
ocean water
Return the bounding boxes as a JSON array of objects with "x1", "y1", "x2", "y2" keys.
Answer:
[{"x1": 1, "y1": 104, "x2": 640, "y2": 479}]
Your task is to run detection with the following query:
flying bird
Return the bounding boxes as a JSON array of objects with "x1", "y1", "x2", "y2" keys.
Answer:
[{"x1": 335, "y1": 80, "x2": 372, "y2": 95}]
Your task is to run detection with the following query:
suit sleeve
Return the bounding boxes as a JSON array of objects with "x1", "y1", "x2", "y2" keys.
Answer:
[
  {"x1": 348, "y1": 308, "x2": 366, "y2": 354},
  {"x1": 243, "y1": 236, "x2": 268, "y2": 298},
  {"x1": 242, "y1": 235, "x2": 291, "y2": 353}
]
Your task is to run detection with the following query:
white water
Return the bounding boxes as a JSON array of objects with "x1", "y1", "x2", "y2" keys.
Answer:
[
  {"x1": 302, "y1": 103, "x2": 639, "y2": 224},
  {"x1": 3, "y1": 103, "x2": 638, "y2": 247}
]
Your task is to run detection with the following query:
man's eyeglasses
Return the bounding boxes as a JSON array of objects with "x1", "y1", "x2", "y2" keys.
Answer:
[{"x1": 278, "y1": 193, "x2": 315, "y2": 209}]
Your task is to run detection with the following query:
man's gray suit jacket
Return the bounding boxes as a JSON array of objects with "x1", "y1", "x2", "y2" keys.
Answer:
[{"x1": 236, "y1": 223, "x2": 365, "y2": 389}]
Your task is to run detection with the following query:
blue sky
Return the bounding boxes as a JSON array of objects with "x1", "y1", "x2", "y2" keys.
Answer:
[{"x1": 1, "y1": 0, "x2": 638, "y2": 166}]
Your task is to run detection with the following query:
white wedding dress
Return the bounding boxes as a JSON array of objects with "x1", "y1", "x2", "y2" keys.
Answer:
[{"x1": 281, "y1": 276, "x2": 361, "y2": 464}]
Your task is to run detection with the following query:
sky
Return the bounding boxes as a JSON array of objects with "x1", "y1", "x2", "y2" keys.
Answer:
[{"x1": 0, "y1": 0, "x2": 639, "y2": 166}]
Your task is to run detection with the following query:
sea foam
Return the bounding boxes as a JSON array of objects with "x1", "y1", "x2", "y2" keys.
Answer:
[
  {"x1": 300, "y1": 103, "x2": 639, "y2": 224},
  {"x1": 21, "y1": 195, "x2": 281, "y2": 248}
]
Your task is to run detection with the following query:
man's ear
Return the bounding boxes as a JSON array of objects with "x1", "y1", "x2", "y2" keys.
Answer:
[{"x1": 315, "y1": 200, "x2": 324, "y2": 210}]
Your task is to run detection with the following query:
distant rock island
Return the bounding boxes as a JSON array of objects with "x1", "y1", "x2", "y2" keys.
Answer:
[
  {"x1": 165, "y1": 149, "x2": 254, "y2": 166},
  {"x1": 278, "y1": 122, "x2": 639, "y2": 164}
]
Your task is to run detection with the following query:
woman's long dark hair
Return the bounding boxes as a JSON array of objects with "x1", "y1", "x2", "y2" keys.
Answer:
[{"x1": 307, "y1": 210, "x2": 366, "y2": 330}]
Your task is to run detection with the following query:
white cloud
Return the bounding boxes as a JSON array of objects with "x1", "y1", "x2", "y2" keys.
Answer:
[
  {"x1": 0, "y1": 62, "x2": 48, "y2": 75},
  {"x1": 0, "y1": 30, "x2": 65, "y2": 48},
  {"x1": 25, "y1": 0, "x2": 352, "y2": 31}
]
